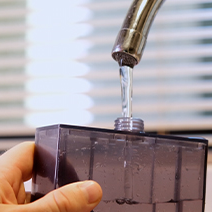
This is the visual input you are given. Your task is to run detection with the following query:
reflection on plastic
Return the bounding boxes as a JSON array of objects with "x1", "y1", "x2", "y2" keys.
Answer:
[{"x1": 31, "y1": 124, "x2": 208, "y2": 212}]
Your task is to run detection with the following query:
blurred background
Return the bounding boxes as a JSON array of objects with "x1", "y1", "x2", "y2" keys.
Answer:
[{"x1": 0, "y1": 0, "x2": 212, "y2": 210}]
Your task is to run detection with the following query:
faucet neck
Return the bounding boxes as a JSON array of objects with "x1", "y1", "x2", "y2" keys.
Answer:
[{"x1": 112, "y1": 0, "x2": 165, "y2": 67}]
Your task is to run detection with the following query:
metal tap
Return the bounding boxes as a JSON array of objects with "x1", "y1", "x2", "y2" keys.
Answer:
[{"x1": 112, "y1": 0, "x2": 165, "y2": 68}]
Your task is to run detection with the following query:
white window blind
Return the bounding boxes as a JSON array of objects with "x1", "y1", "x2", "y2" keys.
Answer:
[{"x1": 0, "y1": 0, "x2": 212, "y2": 139}]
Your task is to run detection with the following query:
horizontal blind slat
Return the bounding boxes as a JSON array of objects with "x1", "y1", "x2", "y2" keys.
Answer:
[
  {"x1": 79, "y1": 45, "x2": 212, "y2": 63},
  {"x1": 88, "y1": 81, "x2": 212, "y2": 96},
  {"x1": 89, "y1": 99, "x2": 212, "y2": 114},
  {"x1": 0, "y1": 25, "x2": 26, "y2": 35},
  {"x1": 86, "y1": 64, "x2": 212, "y2": 80},
  {"x1": 86, "y1": 26, "x2": 212, "y2": 44},
  {"x1": 0, "y1": 41, "x2": 28, "y2": 51},
  {"x1": 86, "y1": 9, "x2": 212, "y2": 27},
  {"x1": 85, "y1": 0, "x2": 212, "y2": 10},
  {"x1": 0, "y1": 9, "x2": 28, "y2": 18},
  {"x1": 0, "y1": 58, "x2": 28, "y2": 67}
]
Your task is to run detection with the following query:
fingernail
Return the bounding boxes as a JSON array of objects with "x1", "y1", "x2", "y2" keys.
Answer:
[{"x1": 80, "y1": 181, "x2": 102, "y2": 204}]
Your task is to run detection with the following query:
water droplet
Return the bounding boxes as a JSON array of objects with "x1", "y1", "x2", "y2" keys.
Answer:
[
  {"x1": 104, "y1": 200, "x2": 110, "y2": 204},
  {"x1": 175, "y1": 174, "x2": 180, "y2": 180},
  {"x1": 95, "y1": 162, "x2": 101, "y2": 168},
  {"x1": 116, "y1": 199, "x2": 125, "y2": 205},
  {"x1": 81, "y1": 147, "x2": 87, "y2": 150},
  {"x1": 126, "y1": 199, "x2": 139, "y2": 205}
]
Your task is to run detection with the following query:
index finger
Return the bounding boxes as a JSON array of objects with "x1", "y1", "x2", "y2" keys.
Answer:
[{"x1": 0, "y1": 142, "x2": 35, "y2": 182}]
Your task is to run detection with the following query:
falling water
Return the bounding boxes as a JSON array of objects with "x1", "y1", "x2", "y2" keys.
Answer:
[
  {"x1": 119, "y1": 66, "x2": 133, "y2": 118},
  {"x1": 119, "y1": 65, "x2": 134, "y2": 202}
]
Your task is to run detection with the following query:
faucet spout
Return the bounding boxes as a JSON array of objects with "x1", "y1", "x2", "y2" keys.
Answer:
[{"x1": 112, "y1": 0, "x2": 165, "y2": 68}]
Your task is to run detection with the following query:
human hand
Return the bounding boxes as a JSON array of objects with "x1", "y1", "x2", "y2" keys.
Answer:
[{"x1": 0, "y1": 142, "x2": 102, "y2": 212}]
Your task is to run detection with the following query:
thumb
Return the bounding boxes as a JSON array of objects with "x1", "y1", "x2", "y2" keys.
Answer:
[
  {"x1": 30, "y1": 181, "x2": 102, "y2": 212},
  {"x1": 2, "y1": 181, "x2": 102, "y2": 212}
]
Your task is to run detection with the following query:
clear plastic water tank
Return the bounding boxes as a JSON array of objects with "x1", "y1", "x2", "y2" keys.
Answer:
[{"x1": 31, "y1": 124, "x2": 208, "y2": 212}]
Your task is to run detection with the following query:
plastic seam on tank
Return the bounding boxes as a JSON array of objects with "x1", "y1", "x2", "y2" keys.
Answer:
[
  {"x1": 174, "y1": 147, "x2": 182, "y2": 203},
  {"x1": 53, "y1": 126, "x2": 61, "y2": 189},
  {"x1": 202, "y1": 143, "x2": 208, "y2": 212},
  {"x1": 88, "y1": 137, "x2": 95, "y2": 180},
  {"x1": 150, "y1": 143, "x2": 156, "y2": 204}
]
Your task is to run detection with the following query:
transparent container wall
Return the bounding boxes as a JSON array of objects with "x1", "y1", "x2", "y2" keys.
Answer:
[{"x1": 31, "y1": 124, "x2": 208, "y2": 212}]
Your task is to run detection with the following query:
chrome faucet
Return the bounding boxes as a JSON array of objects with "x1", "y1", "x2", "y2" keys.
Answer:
[
  {"x1": 112, "y1": 0, "x2": 165, "y2": 68},
  {"x1": 112, "y1": 0, "x2": 165, "y2": 131}
]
